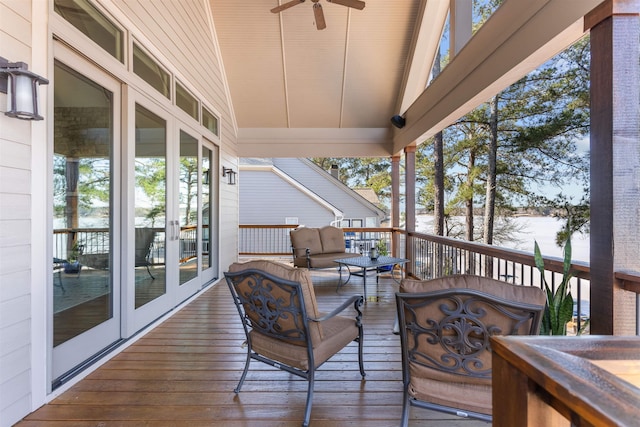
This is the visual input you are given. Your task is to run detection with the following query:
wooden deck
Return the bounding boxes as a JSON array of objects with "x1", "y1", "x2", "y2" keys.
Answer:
[{"x1": 18, "y1": 269, "x2": 489, "y2": 426}]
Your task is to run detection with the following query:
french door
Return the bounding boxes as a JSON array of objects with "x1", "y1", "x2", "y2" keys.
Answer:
[
  {"x1": 52, "y1": 47, "x2": 122, "y2": 382},
  {"x1": 125, "y1": 95, "x2": 205, "y2": 333},
  {"x1": 52, "y1": 46, "x2": 216, "y2": 383}
]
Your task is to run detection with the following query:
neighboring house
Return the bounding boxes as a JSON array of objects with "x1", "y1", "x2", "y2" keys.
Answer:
[{"x1": 240, "y1": 158, "x2": 386, "y2": 228}]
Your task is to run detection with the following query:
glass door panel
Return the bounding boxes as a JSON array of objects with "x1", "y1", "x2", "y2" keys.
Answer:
[
  {"x1": 179, "y1": 130, "x2": 198, "y2": 285},
  {"x1": 201, "y1": 146, "x2": 211, "y2": 272},
  {"x1": 134, "y1": 104, "x2": 167, "y2": 308},
  {"x1": 52, "y1": 53, "x2": 121, "y2": 382},
  {"x1": 201, "y1": 141, "x2": 219, "y2": 282}
]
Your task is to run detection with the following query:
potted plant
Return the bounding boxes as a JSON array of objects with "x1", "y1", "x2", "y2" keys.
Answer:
[
  {"x1": 534, "y1": 235, "x2": 588, "y2": 335},
  {"x1": 63, "y1": 243, "x2": 82, "y2": 274},
  {"x1": 376, "y1": 239, "x2": 393, "y2": 270}
]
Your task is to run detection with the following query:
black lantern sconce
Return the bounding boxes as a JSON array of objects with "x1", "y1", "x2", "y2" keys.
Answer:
[
  {"x1": 202, "y1": 169, "x2": 210, "y2": 185},
  {"x1": 222, "y1": 166, "x2": 237, "y2": 185},
  {"x1": 0, "y1": 57, "x2": 49, "y2": 120}
]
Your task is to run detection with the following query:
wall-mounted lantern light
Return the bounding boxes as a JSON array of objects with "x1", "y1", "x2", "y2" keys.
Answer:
[
  {"x1": 202, "y1": 169, "x2": 210, "y2": 185},
  {"x1": 222, "y1": 166, "x2": 237, "y2": 185},
  {"x1": 0, "y1": 57, "x2": 49, "y2": 120}
]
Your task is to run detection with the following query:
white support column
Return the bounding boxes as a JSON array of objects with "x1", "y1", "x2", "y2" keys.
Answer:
[{"x1": 450, "y1": 0, "x2": 473, "y2": 56}]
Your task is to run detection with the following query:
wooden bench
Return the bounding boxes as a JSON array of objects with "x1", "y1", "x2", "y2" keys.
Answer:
[{"x1": 290, "y1": 226, "x2": 356, "y2": 269}]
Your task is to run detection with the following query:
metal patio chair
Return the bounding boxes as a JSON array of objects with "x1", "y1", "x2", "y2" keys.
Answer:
[
  {"x1": 134, "y1": 227, "x2": 156, "y2": 279},
  {"x1": 225, "y1": 260, "x2": 365, "y2": 427},
  {"x1": 396, "y1": 274, "x2": 546, "y2": 425}
]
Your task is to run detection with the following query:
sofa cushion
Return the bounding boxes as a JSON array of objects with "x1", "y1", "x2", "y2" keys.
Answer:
[
  {"x1": 308, "y1": 252, "x2": 356, "y2": 269},
  {"x1": 290, "y1": 227, "x2": 323, "y2": 255},
  {"x1": 319, "y1": 226, "x2": 346, "y2": 253}
]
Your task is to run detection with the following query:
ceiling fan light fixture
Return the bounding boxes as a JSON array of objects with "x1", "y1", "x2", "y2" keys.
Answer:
[
  {"x1": 271, "y1": 0, "x2": 306, "y2": 14},
  {"x1": 326, "y1": 0, "x2": 366, "y2": 10},
  {"x1": 271, "y1": 0, "x2": 365, "y2": 30},
  {"x1": 312, "y1": 1, "x2": 326, "y2": 29}
]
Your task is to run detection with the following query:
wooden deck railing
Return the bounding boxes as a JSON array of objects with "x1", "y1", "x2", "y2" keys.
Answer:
[
  {"x1": 238, "y1": 225, "x2": 640, "y2": 335},
  {"x1": 54, "y1": 225, "x2": 640, "y2": 334},
  {"x1": 238, "y1": 225, "x2": 399, "y2": 257},
  {"x1": 491, "y1": 335, "x2": 640, "y2": 426},
  {"x1": 53, "y1": 226, "x2": 198, "y2": 266}
]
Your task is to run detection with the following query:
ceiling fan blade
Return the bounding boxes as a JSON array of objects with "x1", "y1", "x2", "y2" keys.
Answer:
[
  {"x1": 326, "y1": 0, "x2": 366, "y2": 10},
  {"x1": 313, "y1": 3, "x2": 326, "y2": 30},
  {"x1": 271, "y1": 0, "x2": 306, "y2": 14}
]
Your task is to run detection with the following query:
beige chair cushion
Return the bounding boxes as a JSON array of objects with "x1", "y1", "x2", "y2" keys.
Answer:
[
  {"x1": 249, "y1": 315, "x2": 359, "y2": 371},
  {"x1": 228, "y1": 260, "x2": 323, "y2": 342},
  {"x1": 319, "y1": 226, "x2": 346, "y2": 254},
  {"x1": 290, "y1": 227, "x2": 323, "y2": 255},
  {"x1": 409, "y1": 372, "x2": 492, "y2": 415},
  {"x1": 401, "y1": 275, "x2": 546, "y2": 308}
]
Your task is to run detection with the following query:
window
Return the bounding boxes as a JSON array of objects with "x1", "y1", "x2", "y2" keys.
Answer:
[
  {"x1": 340, "y1": 219, "x2": 364, "y2": 227},
  {"x1": 176, "y1": 82, "x2": 198, "y2": 120},
  {"x1": 202, "y1": 107, "x2": 219, "y2": 136},
  {"x1": 285, "y1": 217, "x2": 299, "y2": 225},
  {"x1": 133, "y1": 43, "x2": 171, "y2": 99},
  {"x1": 54, "y1": 0, "x2": 123, "y2": 62}
]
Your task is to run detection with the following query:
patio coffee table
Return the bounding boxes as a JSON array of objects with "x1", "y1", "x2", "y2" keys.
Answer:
[{"x1": 335, "y1": 255, "x2": 409, "y2": 302}]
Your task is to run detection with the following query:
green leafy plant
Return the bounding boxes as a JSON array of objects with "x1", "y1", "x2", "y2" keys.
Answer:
[
  {"x1": 376, "y1": 239, "x2": 389, "y2": 256},
  {"x1": 534, "y1": 237, "x2": 574, "y2": 335}
]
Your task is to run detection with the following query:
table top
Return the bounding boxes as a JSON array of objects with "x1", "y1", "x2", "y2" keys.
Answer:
[{"x1": 334, "y1": 255, "x2": 409, "y2": 268}]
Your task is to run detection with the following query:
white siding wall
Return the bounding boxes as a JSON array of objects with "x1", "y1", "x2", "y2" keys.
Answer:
[
  {"x1": 0, "y1": 1, "x2": 35, "y2": 425},
  {"x1": 273, "y1": 158, "x2": 383, "y2": 224},
  {"x1": 240, "y1": 170, "x2": 335, "y2": 226}
]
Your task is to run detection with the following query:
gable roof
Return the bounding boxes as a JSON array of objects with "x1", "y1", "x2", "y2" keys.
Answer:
[
  {"x1": 240, "y1": 158, "x2": 386, "y2": 221},
  {"x1": 275, "y1": 158, "x2": 386, "y2": 218},
  {"x1": 354, "y1": 188, "x2": 381, "y2": 206}
]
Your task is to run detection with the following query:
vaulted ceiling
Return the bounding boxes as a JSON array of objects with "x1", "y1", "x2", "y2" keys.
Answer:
[{"x1": 209, "y1": 0, "x2": 603, "y2": 158}]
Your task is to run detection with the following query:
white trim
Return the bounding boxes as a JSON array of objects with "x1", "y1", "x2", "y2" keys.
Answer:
[
  {"x1": 31, "y1": 0, "x2": 51, "y2": 406},
  {"x1": 398, "y1": 0, "x2": 449, "y2": 115},
  {"x1": 300, "y1": 158, "x2": 386, "y2": 218},
  {"x1": 237, "y1": 127, "x2": 392, "y2": 157},
  {"x1": 393, "y1": 0, "x2": 600, "y2": 151},
  {"x1": 202, "y1": 0, "x2": 237, "y2": 139}
]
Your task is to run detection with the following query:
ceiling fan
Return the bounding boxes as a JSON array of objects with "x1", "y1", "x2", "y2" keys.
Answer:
[{"x1": 271, "y1": 0, "x2": 366, "y2": 30}]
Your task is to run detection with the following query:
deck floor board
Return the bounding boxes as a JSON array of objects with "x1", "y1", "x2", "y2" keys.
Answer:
[{"x1": 18, "y1": 268, "x2": 489, "y2": 426}]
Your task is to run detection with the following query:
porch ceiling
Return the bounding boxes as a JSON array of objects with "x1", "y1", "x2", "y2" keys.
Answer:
[
  {"x1": 209, "y1": 0, "x2": 603, "y2": 158},
  {"x1": 209, "y1": 0, "x2": 427, "y2": 157}
]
